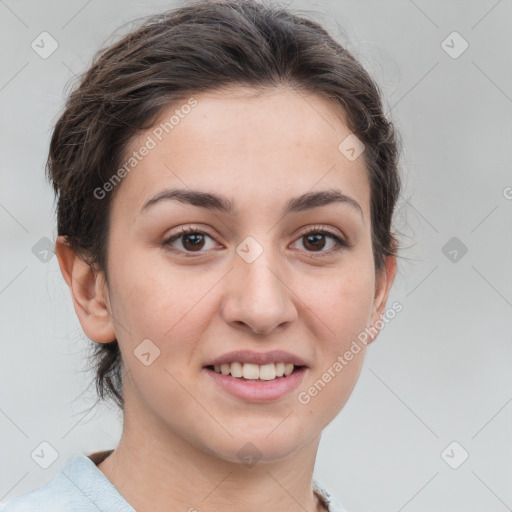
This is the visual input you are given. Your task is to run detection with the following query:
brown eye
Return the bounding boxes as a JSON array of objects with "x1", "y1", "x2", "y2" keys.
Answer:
[
  {"x1": 292, "y1": 227, "x2": 348, "y2": 256},
  {"x1": 302, "y1": 233, "x2": 328, "y2": 251},
  {"x1": 163, "y1": 227, "x2": 217, "y2": 256},
  {"x1": 181, "y1": 232, "x2": 206, "y2": 251}
]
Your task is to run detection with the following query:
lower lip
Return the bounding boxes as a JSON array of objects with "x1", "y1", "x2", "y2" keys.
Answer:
[{"x1": 203, "y1": 367, "x2": 307, "y2": 402}]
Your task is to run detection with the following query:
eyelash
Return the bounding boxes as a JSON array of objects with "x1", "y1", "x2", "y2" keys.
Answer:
[{"x1": 162, "y1": 225, "x2": 349, "y2": 258}]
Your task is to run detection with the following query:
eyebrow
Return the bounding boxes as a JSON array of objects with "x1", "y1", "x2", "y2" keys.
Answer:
[{"x1": 140, "y1": 187, "x2": 363, "y2": 219}]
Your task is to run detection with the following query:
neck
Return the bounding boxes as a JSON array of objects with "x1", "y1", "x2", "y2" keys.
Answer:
[{"x1": 97, "y1": 397, "x2": 327, "y2": 512}]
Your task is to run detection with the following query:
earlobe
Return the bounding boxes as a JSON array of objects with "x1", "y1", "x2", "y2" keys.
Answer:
[
  {"x1": 55, "y1": 236, "x2": 116, "y2": 344},
  {"x1": 367, "y1": 255, "x2": 397, "y2": 344}
]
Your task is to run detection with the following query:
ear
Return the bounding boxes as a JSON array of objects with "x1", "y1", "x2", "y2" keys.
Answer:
[
  {"x1": 55, "y1": 236, "x2": 116, "y2": 344},
  {"x1": 367, "y1": 255, "x2": 397, "y2": 345}
]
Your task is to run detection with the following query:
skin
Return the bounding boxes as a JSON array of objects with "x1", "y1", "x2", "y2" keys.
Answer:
[{"x1": 56, "y1": 86, "x2": 396, "y2": 512}]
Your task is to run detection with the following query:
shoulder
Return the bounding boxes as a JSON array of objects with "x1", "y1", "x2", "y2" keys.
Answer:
[
  {"x1": 0, "y1": 484, "x2": 76, "y2": 512},
  {"x1": 313, "y1": 478, "x2": 348, "y2": 512},
  {"x1": 0, "y1": 455, "x2": 88, "y2": 511},
  {"x1": 0, "y1": 453, "x2": 133, "y2": 512}
]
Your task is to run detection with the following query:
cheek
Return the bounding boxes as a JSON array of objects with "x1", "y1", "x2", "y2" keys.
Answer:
[
  {"x1": 294, "y1": 272, "x2": 374, "y2": 423},
  {"x1": 332, "y1": 274, "x2": 374, "y2": 339},
  {"x1": 304, "y1": 263, "x2": 376, "y2": 344},
  {"x1": 109, "y1": 247, "x2": 207, "y2": 338},
  {"x1": 108, "y1": 254, "x2": 225, "y2": 399},
  {"x1": 109, "y1": 256, "x2": 212, "y2": 416}
]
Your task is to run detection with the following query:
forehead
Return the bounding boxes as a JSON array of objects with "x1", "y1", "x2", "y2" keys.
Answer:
[{"x1": 112, "y1": 86, "x2": 370, "y2": 219}]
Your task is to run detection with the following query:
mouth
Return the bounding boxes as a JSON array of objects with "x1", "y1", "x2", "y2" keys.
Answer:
[
  {"x1": 204, "y1": 362, "x2": 306, "y2": 381},
  {"x1": 203, "y1": 360, "x2": 308, "y2": 402},
  {"x1": 202, "y1": 349, "x2": 309, "y2": 401}
]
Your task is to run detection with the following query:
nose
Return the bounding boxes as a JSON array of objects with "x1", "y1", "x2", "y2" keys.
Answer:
[{"x1": 220, "y1": 245, "x2": 298, "y2": 336}]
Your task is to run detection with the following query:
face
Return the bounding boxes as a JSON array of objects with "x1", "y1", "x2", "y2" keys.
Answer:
[{"x1": 80, "y1": 86, "x2": 395, "y2": 463}]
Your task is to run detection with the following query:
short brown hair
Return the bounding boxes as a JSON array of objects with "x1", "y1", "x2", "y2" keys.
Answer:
[{"x1": 47, "y1": 0, "x2": 402, "y2": 410}]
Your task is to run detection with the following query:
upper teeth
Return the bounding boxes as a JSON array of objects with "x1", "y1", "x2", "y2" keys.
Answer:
[{"x1": 213, "y1": 362, "x2": 295, "y2": 380}]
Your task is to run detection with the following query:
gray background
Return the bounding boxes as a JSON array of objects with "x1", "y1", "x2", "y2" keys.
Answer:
[{"x1": 1, "y1": 1, "x2": 511, "y2": 511}]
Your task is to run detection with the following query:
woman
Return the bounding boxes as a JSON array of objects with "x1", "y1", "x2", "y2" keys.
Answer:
[{"x1": 1, "y1": 0, "x2": 401, "y2": 510}]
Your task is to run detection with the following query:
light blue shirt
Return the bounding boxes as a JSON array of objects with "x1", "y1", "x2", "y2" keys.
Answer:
[{"x1": 0, "y1": 452, "x2": 346, "y2": 511}]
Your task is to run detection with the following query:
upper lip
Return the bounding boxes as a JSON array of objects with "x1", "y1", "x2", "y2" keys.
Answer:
[{"x1": 204, "y1": 350, "x2": 308, "y2": 367}]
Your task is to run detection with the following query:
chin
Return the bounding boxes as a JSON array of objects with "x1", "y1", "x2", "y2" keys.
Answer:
[{"x1": 196, "y1": 420, "x2": 318, "y2": 466}]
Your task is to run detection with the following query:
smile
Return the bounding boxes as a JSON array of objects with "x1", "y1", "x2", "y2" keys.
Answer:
[
  {"x1": 208, "y1": 362, "x2": 298, "y2": 380},
  {"x1": 203, "y1": 364, "x2": 307, "y2": 402}
]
